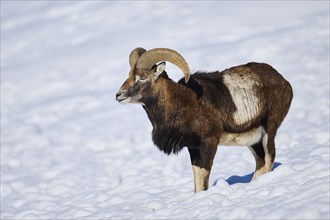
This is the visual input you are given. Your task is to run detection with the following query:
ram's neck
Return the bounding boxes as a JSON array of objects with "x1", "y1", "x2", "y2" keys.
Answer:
[
  {"x1": 143, "y1": 77, "x2": 196, "y2": 129},
  {"x1": 142, "y1": 77, "x2": 200, "y2": 154}
]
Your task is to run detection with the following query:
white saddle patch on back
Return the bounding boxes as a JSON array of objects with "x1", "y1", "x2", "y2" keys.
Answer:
[
  {"x1": 223, "y1": 72, "x2": 261, "y2": 125},
  {"x1": 219, "y1": 126, "x2": 265, "y2": 146}
]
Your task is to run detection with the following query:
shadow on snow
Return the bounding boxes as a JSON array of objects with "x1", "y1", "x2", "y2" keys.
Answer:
[{"x1": 213, "y1": 162, "x2": 282, "y2": 186}]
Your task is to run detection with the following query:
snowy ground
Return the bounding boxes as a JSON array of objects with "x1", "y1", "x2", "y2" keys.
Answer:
[{"x1": 1, "y1": 1, "x2": 329, "y2": 219}]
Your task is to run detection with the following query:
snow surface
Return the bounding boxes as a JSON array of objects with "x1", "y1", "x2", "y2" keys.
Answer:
[{"x1": 1, "y1": 1, "x2": 329, "y2": 219}]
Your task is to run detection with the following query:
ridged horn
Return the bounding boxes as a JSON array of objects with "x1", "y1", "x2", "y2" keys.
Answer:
[
  {"x1": 136, "y1": 48, "x2": 190, "y2": 83},
  {"x1": 129, "y1": 47, "x2": 146, "y2": 68}
]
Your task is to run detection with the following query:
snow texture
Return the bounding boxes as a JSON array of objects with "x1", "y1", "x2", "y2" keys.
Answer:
[{"x1": 1, "y1": 1, "x2": 329, "y2": 219}]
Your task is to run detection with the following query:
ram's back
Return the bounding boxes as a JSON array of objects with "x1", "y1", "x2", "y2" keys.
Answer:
[{"x1": 179, "y1": 62, "x2": 292, "y2": 131}]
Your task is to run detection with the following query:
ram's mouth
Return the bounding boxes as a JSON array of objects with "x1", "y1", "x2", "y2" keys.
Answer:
[
  {"x1": 117, "y1": 97, "x2": 131, "y2": 104},
  {"x1": 116, "y1": 91, "x2": 130, "y2": 104}
]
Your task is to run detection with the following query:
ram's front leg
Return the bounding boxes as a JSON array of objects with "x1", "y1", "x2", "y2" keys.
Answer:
[{"x1": 188, "y1": 142, "x2": 218, "y2": 192}]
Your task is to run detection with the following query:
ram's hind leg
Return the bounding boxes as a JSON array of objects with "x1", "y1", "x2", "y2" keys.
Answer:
[
  {"x1": 249, "y1": 132, "x2": 276, "y2": 180},
  {"x1": 263, "y1": 132, "x2": 276, "y2": 173},
  {"x1": 248, "y1": 141, "x2": 266, "y2": 180},
  {"x1": 188, "y1": 144, "x2": 217, "y2": 193}
]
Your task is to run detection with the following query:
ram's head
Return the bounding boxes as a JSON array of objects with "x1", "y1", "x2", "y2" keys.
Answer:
[{"x1": 116, "y1": 47, "x2": 190, "y2": 104}]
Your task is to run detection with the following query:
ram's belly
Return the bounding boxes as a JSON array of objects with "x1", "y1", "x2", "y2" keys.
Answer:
[{"x1": 219, "y1": 126, "x2": 264, "y2": 146}]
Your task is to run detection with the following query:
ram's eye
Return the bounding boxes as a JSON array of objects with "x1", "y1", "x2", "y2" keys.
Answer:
[
  {"x1": 139, "y1": 77, "x2": 148, "y2": 82},
  {"x1": 135, "y1": 76, "x2": 149, "y2": 84}
]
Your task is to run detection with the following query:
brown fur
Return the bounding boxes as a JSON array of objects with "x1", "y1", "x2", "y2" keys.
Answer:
[{"x1": 116, "y1": 61, "x2": 293, "y2": 192}]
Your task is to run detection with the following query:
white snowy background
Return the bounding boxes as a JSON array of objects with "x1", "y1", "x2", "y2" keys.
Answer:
[{"x1": 1, "y1": 1, "x2": 329, "y2": 219}]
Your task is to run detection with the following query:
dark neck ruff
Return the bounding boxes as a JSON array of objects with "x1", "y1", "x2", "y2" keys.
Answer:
[{"x1": 143, "y1": 94, "x2": 200, "y2": 155}]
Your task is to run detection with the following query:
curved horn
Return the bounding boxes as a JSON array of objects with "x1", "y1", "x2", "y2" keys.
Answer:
[
  {"x1": 129, "y1": 47, "x2": 146, "y2": 68},
  {"x1": 136, "y1": 48, "x2": 190, "y2": 83}
]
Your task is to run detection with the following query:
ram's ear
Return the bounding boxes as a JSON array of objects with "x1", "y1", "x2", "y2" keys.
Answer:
[{"x1": 153, "y1": 62, "x2": 166, "y2": 80}]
